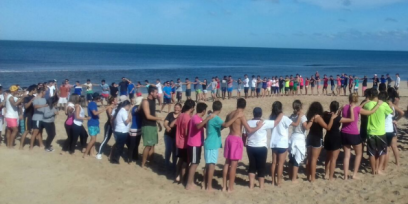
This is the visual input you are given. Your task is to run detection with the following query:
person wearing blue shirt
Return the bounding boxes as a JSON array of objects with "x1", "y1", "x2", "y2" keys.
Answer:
[
  {"x1": 128, "y1": 82, "x2": 135, "y2": 102},
  {"x1": 160, "y1": 81, "x2": 172, "y2": 113},
  {"x1": 74, "y1": 81, "x2": 82, "y2": 95},
  {"x1": 83, "y1": 93, "x2": 105, "y2": 158}
]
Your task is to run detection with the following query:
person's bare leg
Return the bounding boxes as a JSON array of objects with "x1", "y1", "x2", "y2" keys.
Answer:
[
  {"x1": 276, "y1": 152, "x2": 287, "y2": 186},
  {"x1": 83, "y1": 137, "x2": 96, "y2": 158},
  {"x1": 324, "y1": 151, "x2": 331, "y2": 180},
  {"x1": 378, "y1": 155, "x2": 386, "y2": 175},
  {"x1": 352, "y1": 144, "x2": 362, "y2": 179},
  {"x1": 330, "y1": 150, "x2": 340, "y2": 180},
  {"x1": 228, "y1": 160, "x2": 238, "y2": 193},
  {"x1": 248, "y1": 173, "x2": 255, "y2": 189},
  {"x1": 291, "y1": 165, "x2": 299, "y2": 183},
  {"x1": 343, "y1": 146, "x2": 351, "y2": 180},
  {"x1": 141, "y1": 146, "x2": 151, "y2": 168},
  {"x1": 391, "y1": 137, "x2": 400, "y2": 166},
  {"x1": 310, "y1": 147, "x2": 322, "y2": 182},
  {"x1": 206, "y1": 164, "x2": 215, "y2": 191},
  {"x1": 259, "y1": 177, "x2": 265, "y2": 189},
  {"x1": 8, "y1": 127, "x2": 18, "y2": 148},
  {"x1": 20, "y1": 131, "x2": 30, "y2": 149},
  {"x1": 384, "y1": 147, "x2": 390, "y2": 170},
  {"x1": 6, "y1": 128, "x2": 11, "y2": 148},
  {"x1": 148, "y1": 146, "x2": 155, "y2": 163},
  {"x1": 306, "y1": 147, "x2": 311, "y2": 181},
  {"x1": 37, "y1": 132, "x2": 44, "y2": 148},
  {"x1": 271, "y1": 152, "x2": 277, "y2": 185},
  {"x1": 369, "y1": 156, "x2": 376, "y2": 175},
  {"x1": 222, "y1": 160, "x2": 230, "y2": 192},
  {"x1": 186, "y1": 164, "x2": 198, "y2": 190}
]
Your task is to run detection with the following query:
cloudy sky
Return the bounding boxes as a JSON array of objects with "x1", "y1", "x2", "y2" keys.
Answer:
[{"x1": 1, "y1": 0, "x2": 407, "y2": 50}]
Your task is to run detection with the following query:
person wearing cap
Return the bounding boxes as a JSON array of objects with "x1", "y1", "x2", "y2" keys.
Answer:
[
  {"x1": 5, "y1": 85, "x2": 26, "y2": 148},
  {"x1": 19, "y1": 85, "x2": 37, "y2": 149},
  {"x1": 141, "y1": 86, "x2": 162, "y2": 169},
  {"x1": 83, "y1": 93, "x2": 105, "y2": 158},
  {"x1": 127, "y1": 96, "x2": 143, "y2": 163},
  {"x1": 245, "y1": 107, "x2": 281, "y2": 189},
  {"x1": 372, "y1": 74, "x2": 379, "y2": 90}
]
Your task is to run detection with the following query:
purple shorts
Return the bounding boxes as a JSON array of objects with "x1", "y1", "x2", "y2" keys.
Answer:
[{"x1": 224, "y1": 135, "x2": 243, "y2": 160}]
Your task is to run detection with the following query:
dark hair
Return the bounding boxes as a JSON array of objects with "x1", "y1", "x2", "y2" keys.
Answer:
[
  {"x1": 212, "y1": 101, "x2": 222, "y2": 112},
  {"x1": 101, "y1": 80, "x2": 105, "y2": 83},
  {"x1": 364, "y1": 88, "x2": 370, "y2": 98},
  {"x1": 28, "y1": 85, "x2": 37, "y2": 92},
  {"x1": 108, "y1": 96, "x2": 116, "y2": 105},
  {"x1": 196, "y1": 103, "x2": 208, "y2": 114},
  {"x1": 47, "y1": 95, "x2": 59, "y2": 109},
  {"x1": 37, "y1": 88, "x2": 45, "y2": 94},
  {"x1": 379, "y1": 83, "x2": 386, "y2": 92},
  {"x1": 270, "y1": 101, "x2": 282, "y2": 120},
  {"x1": 111, "y1": 82, "x2": 115, "y2": 86},
  {"x1": 112, "y1": 100, "x2": 131, "y2": 127},
  {"x1": 306, "y1": 102, "x2": 324, "y2": 121},
  {"x1": 387, "y1": 87, "x2": 399, "y2": 103},
  {"x1": 292, "y1": 100, "x2": 302, "y2": 113},
  {"x1": 329, "y1": 101, "x2": 339, "y2": 112},
  {"x1": 182, "y1": 99, "x2": 195, "y2": 113},
  {"x1": 369, "y1": 88, "x2": 379, "y2": 100},
  {"x1": 174, "y1": 103, "x2": 182, "y2": 108},
  {"x1": 237, "y1": 98, "x2": 246, "y2": 109},
  {"x1": 92, "y1": 93, "x2": 101, "y2": 101},
  {"x1": 378, "y1": 91, "x2": 388, "y2": 101},
  {"x1": 148, "y1": 86, "x2": 158, "y2": 95}
]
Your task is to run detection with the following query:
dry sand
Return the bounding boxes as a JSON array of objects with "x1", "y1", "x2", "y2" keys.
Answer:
[{"x1": 1, "y1": 84, "x2": 408, "y2": 204}]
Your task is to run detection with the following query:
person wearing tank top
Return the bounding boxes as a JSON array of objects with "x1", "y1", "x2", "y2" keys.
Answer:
[
  {"x1": 141, "y1": 86, "x2": 163, "y2": 169},
  {"x1": 62, "y1": 97, "x2": 76, "y2": 153},
  {"x1": 5, "y1": 85, "x2": 25, "y2": 148},
  {"x1": 70, "y1": 101, "x2": 89, "y2": 154},
  {"x1": 96, "y1": 97, "x2": 118, "y2": 160}
]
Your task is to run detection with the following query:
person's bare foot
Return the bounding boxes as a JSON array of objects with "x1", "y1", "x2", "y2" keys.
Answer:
[
  {"x1": 378, "y1": 171, "x2": 386, "y2": 176},
  {"x1": 292, "y1": 180, "x2": 299, "y2": 184},
  {"x1": 324, "y1": 174, "x2": 329, "y2": 180},
  {"x1": 175, "y1": 176, "x2": 180, "y2": 183},
  {"x1": 222, "y1": 187, "x2": 227, "y2": 192},
  {"x1": 186, "y1": 184, "x2": 195, "y2": 190},
  {"x1": 352, "y1": 175, "x2": 360, "y2": 180},
  {"x1": 227, "y1": 188, "x2": 234, "y2": 193}
]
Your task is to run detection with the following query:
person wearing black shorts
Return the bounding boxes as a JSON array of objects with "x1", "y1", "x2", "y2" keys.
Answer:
[{"x1": 20, "y1": 85, "x2": 36, "y2": 149}]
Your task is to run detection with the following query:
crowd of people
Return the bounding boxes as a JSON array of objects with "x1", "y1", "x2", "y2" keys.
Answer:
[{"x1": 0, "y1": 71, "x2": 405, "y2": 192}]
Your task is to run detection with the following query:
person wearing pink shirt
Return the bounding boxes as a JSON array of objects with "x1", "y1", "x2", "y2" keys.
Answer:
[
  {"x1": 175, "y1": 99, "x2": 195, "y2": 183},
  {"x1": 186, "y1": 102, "x2": 214, "y2": 190}
]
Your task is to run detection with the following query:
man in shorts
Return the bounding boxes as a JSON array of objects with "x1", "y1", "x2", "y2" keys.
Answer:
[
  {"x1": 176, "y1": 78, "x2": 183, "y2": 103},
  {"x1": 227, "y1": 76, "x2": 234, "y2": 99},
  {"x1": 30, "y1": 88, "x2": 47, "y2": 150},
  {"x1": 5, "y1": 85, "x2": 26, "y2": 148},
  {"x1": 127, "y1": 81, "x2": 135, "y2": 104},
  {"x1": 186, "y1": 102, "x2": 214, "y2": 190},
  {"x1": 222, "y1": 98, "x2": 263, "y2": 192},
  {"x1": 329, "y1": 75, "x2": 335, "y2": 96},
  {"x1": 322, "y1": 74, "x2": 328, "y2": 95},
  {"x1": 364, "y1": 89, "x2": 390, "y2": 175},
  {"x1": 251, "y1": 75, "x2": 257, "y2": 98},
  {"x1": 184, "y1": 78, "x2": 192, "y2": 100},
  {"x1": 194, "y1": 77, "x2": 202, "y2": 102},
  {"x1": 20, "y1": 85, "x2": 36, "y2": 149},
  {"x1": 100, "y1": 80, "x2": 110, "y2": 105},
  {"x1": 336, "y1": 75, "x2": 342, "y2": 96},
  {"x1": 160, "y1": 81, "x2": 172, "y2": 113},
  {"x1": 299, "y1": 75, "x2": 304, "y2": 95},
  {"x1": 243, "y1": 74, "x2": 249, "y2": 99},
  {"x1": 58, "y1": 81, "x2": 70, "y2": 110},
  {"x1": 343, "y1": 74, "x2": 349, "y2": 96},
  {"x1": 141, "y1": 86, "x2": 163, "y2": 169}
]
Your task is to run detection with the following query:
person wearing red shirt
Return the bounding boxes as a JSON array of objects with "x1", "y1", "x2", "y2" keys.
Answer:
[{"x1": 58, "y1": 81, "x2": 70, "y2": 111}]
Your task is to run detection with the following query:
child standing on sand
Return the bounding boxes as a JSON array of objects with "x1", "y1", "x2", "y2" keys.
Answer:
[{"x1": 83, "y1": 93, "x2": 105, "y2": 158}]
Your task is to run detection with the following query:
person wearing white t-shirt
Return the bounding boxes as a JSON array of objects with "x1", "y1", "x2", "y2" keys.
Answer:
[
  {"x1": 0, "y1": 86, "x2": 5, "y2": 141},
  {"x1": 156, "y1": 79, "x2": 163, "y2": 106},
  {"x1": 243, "y1": 74, "x2": 250, "y2": 98},
  {"x1": 269, "y1": 101, "x2": 303, "y2": 187},
  {"x1": 5, "y1": 85, "x2": 25, "y2": 148},
  {"x1": 48, "y1": 81, "x2": 56, "y2": 97},
  {"x1": 288, "y1": 100, "x2": 309, "y2": 183},
  {"x1": 251, "y1": 75, "x2": 257, "y2": 98},
  {"x1": 246, "y1": 107, "x2": 282, "y2": 189},
  {"x1": 111, "y1": 100, "x2": 132, "y2": 164},
  {"x1": 394, "y1": 73, "x2": 400, "y2": 91}
]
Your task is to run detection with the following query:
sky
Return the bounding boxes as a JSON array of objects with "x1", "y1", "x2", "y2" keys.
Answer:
[{"x1": 1, "y1": 0, "x2": 408, "y2": 51}]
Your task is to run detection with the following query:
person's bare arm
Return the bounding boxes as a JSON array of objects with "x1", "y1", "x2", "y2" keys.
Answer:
[
  {"x1": 274, "y1": 113, "x2": 284, "y2": 127},
  {"x1": 339, "y1": 105, "x2": 355, "y2": 123},
  {"x1": 75, "y1": 105, "x2": 88, "y2": 120},
  {"x1": 196, "y1": 114, "x2": 215, "y2": 129},
  {"x1": 316, "y1": 115, "x2": 330, "y2": 130},
  {"x1": 290, "y1": 113, "x2": 302, "y2": 127},
  {"x1": 24, "y1": 98, "x2": 34, "y2": 109},
  {"x1": 9, "y1": 95, "x2": 24, "y2": 106},
  {"x1": 241, "y1": 116, "x2": 264, "y2": 134},
  {"x1": 222, "y1": 112, "x2": 243, "y2": 128},
  {"x1": 164, "y1": 120, "x2": 171, "y2": 132},
  {"x1": 360, "y1": 100, "x2": 383, "y2": 115},
  {"x1": 91, "y1": 107, "x2": 105, "y2": 116},
  {"x1": 142, "y1": 100, "x2": 162, "y2": 121},
  {"x1": 390, "y1": 103, "x2": 404, "y2": 122}
]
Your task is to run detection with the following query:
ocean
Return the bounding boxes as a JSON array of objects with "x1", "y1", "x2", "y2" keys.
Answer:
[{"x1": 0, "y1": 40, "x2": 407, "y2": 91}]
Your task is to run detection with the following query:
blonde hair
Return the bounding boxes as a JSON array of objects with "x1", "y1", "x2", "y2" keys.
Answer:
[{"x1": 349, "y1": 93, "x2": 359, "y2": 103}]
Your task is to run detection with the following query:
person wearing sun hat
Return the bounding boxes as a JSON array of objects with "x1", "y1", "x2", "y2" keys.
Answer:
[{"x1": 5, "y1": 85, "x2": 25, "y2": 148}]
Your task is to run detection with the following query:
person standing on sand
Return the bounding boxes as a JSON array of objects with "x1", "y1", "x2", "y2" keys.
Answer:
[
  {"x1": 322, "y1": 75, "x2": 328, "y2": 96},
  {"x1": 30, "y1": 88, "x2": 47, "y2": 150},
  {"x1": 127, "y1": 97, "x2": 143, "y2": 164},
  {"x1": 83, "y1": 93, "x2": 105, "y2": 158},
  {"x1": 141, "y1": 86, "x2": 162, "y2": 169},
  {"x1": 221, "y1": 76, "x2": 227, "y2": 100},
  {"x1": 207, "y1": 77, "x2": 218, "y2": 102},
  {"x1": 20, "y1": 85, "x2": 36, "y2": 149},
  {"x1": 5, "y1": 85, "x2": 26, "y2": 148},
  {"x1": 363, "y1": 89, "x2": 390, "y2": 175},
  {"x1": 70, "y1": 95, "x2": 90, "y2": 154},
  {"x1": 175, "y1": 78, "x2": 183, "y2": 103},
  {"x1": 110, "y1": 82, "x2": 119, "y2": 98},
  {"x1": 155, "y1": 79, "x2": 163, "y2": 106},
  {"x1": 246, "y1": 107, "x2": 281, "y2": 189},
  {"x1": 96, "y1": 97, "x2": 118, "y2": 160},
  {"x1": 185, "y1": 103, "x2": 214, "y2": 190},
  {"x1": 184, "y1": 78, "x2": 192, "y2": 100},
  {"x1": 203, "y1": 101, "x2": 241, "y2": 191},
  {"x1": 243, "y1": 74, "x2": 249, "y2": 99},
  {"x1": 161, "y1": 81, "x2": 172, "y2": 113},
  {"x1": 58, "y1": 81, "x2": 70, "y2": 111},
  {"x1": 394, "y1": 73, "x2": 400, "y2": 92},
  {"x1": 163, "y1": 103, "x2": 181, "y2": 174},
  {"x1": 251, "y1": 75, "x2": 257, "y2": 98},
  {"x1": 100, "y1": 80, "x2": 110, "y2": 105},
  {"x1": 222, "y1": 98, "x2": 263, "y2": 192},
  {"x1": 42, "y1": 96, "x2": 59, "y2": 152},
  {"x1": 175, "y1": 99, "x2": 195, "y2": 184},
  {"x1": 329, "y1": 75, "x2": 335, "y2": 96},
  {"x1": 110, "y1": 100, "x2": 132, "y2": 164},
  {"x1": 119, "y1": 77, "x2": 131, "y2": 96}
]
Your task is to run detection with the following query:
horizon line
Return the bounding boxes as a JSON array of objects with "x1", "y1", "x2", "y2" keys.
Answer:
[{"x1": 1, "y1": 39, "x2": 408, "y2": 53}]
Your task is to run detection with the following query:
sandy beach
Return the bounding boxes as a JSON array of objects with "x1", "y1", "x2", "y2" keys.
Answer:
[{"x1": 1, "y1": 83, "x2": 408, "y2": 204}]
